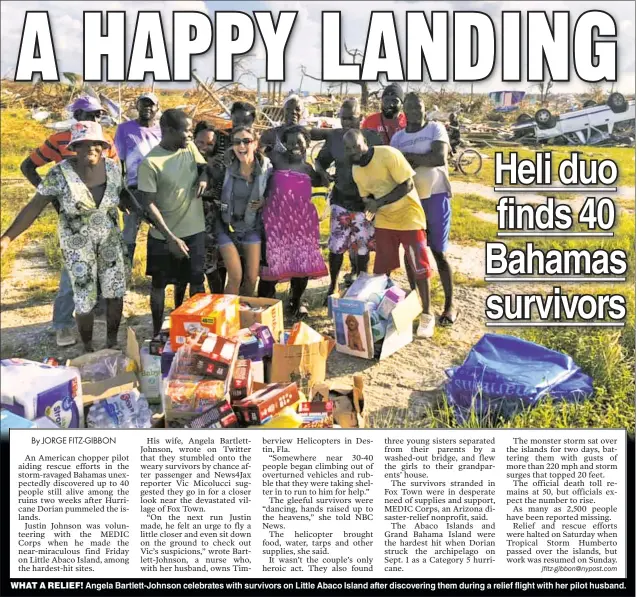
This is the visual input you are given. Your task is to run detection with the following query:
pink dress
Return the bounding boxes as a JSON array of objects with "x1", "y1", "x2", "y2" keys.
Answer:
[{"x1": 261, "y1": 169, "x2": 328, "y2": 282}]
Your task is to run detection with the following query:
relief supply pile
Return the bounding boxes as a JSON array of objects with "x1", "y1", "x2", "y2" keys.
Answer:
[
  {"x1": 0, "y1": 291, "x2": 368, "y2": 432},
  {"x1": 328, "y1": 273, "x2": 423, "y2": 360},
  {"x1": 148, "y1": 293, "x2": 340, "y2": 429}
]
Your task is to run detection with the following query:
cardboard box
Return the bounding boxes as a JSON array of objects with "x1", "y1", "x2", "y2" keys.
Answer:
[
  {"x1": 298, "y1": 401, "x2": 334, "y2": 428},
  {"x1": 191, "y1": 333, "x2": 240, "y2": 388},
  {"x1": 309, "y1": 380, "x2": 362, "y2": 428},
  {"x1": 230, "y1": 360, "x2": 253, "y2": 401},
  {"x1": 233, "y1": 382, "x2": 299, "y2": 425},
  {"x1": 67, "y1": 328, "x2": 141, "y2": 407},
  {"x1": 310, "y1": 382, "x2": 331, "y2": 403},
  {"x1": 250, "y1": 324, "x2": 275, "y2": 356},
  {"x1": 270, "y1": 336, "x2": 335, "y2": 394},
  {"x1": 239, "y1": 297, "x2": 284, "y2": 342},
  {"x1": 236, "y1": 328, "x2": 260, "y2": 359},
  {"x1": 235, "y1": 325, "x2": 274, "y2": 361},
  {"x1": 328, "y1": 290, "x2": 422, "y2": 361},
  {"x1": 377, "y1": 287, "x2": 407, "y2": 320},
  {"x1": 186, "y1": 401, "x2": 239, "y2": 429},
  {"x1": 288, "y1": 321, "x2": 324, "y2": 345},
  {"x1": 252, "y1": 358, "x2": 265, "y2": 384},
  {"x1": 170, "y1": 294, "x2": 240, "y2": 349}
]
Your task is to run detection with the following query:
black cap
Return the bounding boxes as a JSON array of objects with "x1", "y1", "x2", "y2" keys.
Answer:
[{"x1": 382, "y1": 83, "x2": 404, "y2": 102}]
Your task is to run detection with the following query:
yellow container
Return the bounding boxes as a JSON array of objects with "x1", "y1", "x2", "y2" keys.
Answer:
[{"x1": 248, "y1": 405, "x2": 302, "y2": 428}]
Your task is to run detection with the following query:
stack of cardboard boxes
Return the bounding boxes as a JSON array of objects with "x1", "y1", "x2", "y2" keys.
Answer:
[
  {"x1": 3, "y1": 282, "x2": 406, "y2": 432},
  {"x1": 149, "y1": 294, "x2": 338, "y2": 429}
]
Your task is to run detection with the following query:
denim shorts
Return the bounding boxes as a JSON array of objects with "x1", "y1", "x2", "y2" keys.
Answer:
[{"x1": 216, "y1": 223, "x2": 262, "y2": 248}]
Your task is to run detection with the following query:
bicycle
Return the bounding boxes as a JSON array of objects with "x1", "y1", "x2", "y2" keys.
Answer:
[
  {"x1": 449, "y1": 143, "x2": 482, "y2": 176},
  {"x1": 310, "y1": 139, "x2": 325, "y2": 164}
]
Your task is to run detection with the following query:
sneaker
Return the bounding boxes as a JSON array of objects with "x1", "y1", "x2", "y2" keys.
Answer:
[
  {"x1": 295, "y1": 305, "x2": 310, "y2": 320},
  {"x1": 56, "y1": 328, "x2": 77, "y2": 347},
  {"x1": 286, "y1": 300, "x2": 309, "y2": 320},
  {"x1": 416, "y1": 313, "x2": 435, "y2": 339}
]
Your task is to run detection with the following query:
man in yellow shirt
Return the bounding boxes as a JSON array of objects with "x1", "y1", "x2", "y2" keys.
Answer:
[{"x1": 344, "y1": 129, "x2": 434, "y2": 337}]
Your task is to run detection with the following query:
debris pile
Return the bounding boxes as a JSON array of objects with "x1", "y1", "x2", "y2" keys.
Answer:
[
  {"x1": 3, "y1": 78, "x2": 634, "y2": 147},
  {"x1": 1, "y1": 80, "x2": 145, "y2": 115},
  {"x1": 461, "y1": 121, "x2": 524, "y2": 148}
]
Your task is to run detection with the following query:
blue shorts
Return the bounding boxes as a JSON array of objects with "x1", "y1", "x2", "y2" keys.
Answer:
[
  {"x1": 421, "y1": 191, "x2": 452, "y2": 253},
  {"x1": 216, "y1": 224, "x2": 261, "y2": 249}
]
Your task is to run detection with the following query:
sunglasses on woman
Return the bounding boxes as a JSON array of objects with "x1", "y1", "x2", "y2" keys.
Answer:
[{"x1": 232, "y1": 137, "x2": 254, "y2": 146}]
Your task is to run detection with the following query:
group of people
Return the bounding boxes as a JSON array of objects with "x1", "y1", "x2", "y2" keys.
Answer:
[{"x1": 0, "y1": 82, "x2": 457, "y2": 353}]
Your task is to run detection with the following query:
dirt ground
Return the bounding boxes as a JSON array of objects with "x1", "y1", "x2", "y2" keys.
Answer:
[
  {"x1": 0, "y1": 240, "x2": 491, "y2": 423},
  {"x1": 0, "y1": 181, "x2": 627, "y2": 423}
]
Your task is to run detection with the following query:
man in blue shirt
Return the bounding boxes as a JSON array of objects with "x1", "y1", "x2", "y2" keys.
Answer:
[{"x1": 114, "y1": 92, "x2": 162, "y2": 264}]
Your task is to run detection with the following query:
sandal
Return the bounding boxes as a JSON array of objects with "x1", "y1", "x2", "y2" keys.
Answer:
[
  {"x1": 438, "y1": 310, "x2": 460, "y2": 327},
  {"x1": 343, "y1": 273, "x2": 355, "y2": 288}
]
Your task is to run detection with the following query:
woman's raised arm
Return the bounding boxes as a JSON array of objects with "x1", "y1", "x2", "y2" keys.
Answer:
[{"x1": 0, "y1": 193, "x2": 53, "y2": 255}]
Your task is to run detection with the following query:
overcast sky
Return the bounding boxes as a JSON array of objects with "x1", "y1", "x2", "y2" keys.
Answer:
[{"x1": 1, "y1": 0, "x2": 635, "y2": 95}]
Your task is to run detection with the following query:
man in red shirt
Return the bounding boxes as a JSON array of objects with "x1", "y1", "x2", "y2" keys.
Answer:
[
  {"x1": 21, "y1": 97, "x2": 118, "y2": 184},
  {"x1": 361, "y1": 83, "x2": 406, "y2": 145},
  {"x1": 19, "y1": 96, "x2": 118, "y2": 348}
]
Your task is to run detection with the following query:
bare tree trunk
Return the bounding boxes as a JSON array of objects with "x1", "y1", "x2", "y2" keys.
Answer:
[
  {"x1": 360, "y1": 83, "x2": 369, "y2": 111},
  {"x1": 538, "y1": 80, "x2": 553, "y2": 105}
]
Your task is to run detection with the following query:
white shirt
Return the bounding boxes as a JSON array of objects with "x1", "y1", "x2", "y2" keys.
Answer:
[{"x1": 391, "y1": 122, "x2": 452, "y2": 199}]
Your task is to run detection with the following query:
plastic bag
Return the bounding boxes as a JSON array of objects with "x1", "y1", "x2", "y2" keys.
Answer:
[
  {"x1": 370, "y1": 311, "x2": 388, "y2": 342},
  {"x1": 162, "y1": 331, "x2": 231, "y2": 413},
  {"x1": 344, "y1": 273, "x2": 389, "y2": 303},
  {"x1": 79, "y1": 354, "x2": 137, "y2": 383},
  {"x1": 86, "y1": 389, "x2": 151, "y2": 428},
  {"x1": 445, "y1": 334, "x2": 594, "y2": 421}
]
